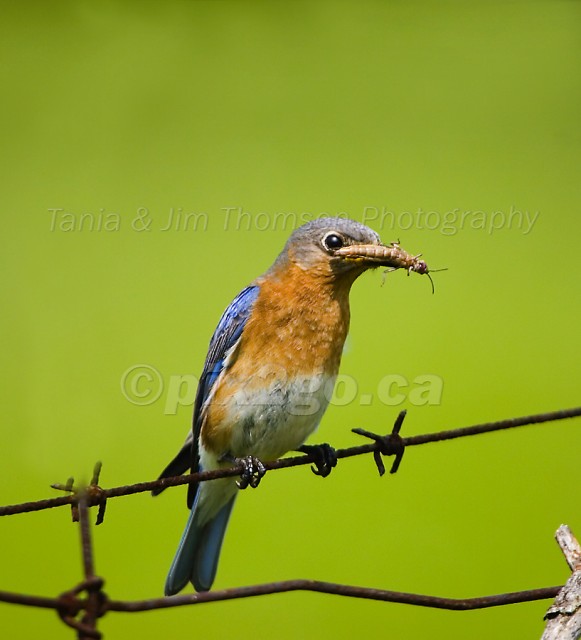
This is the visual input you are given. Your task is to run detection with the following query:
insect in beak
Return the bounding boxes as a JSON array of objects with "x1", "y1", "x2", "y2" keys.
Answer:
[{"x1": 334, "y1": 241, "x2": 445, "y2": 293}]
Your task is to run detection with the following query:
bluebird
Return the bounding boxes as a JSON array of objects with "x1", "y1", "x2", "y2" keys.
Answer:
[{"x1": 154, "y1": 217, "x2": 428, "y2": 595}]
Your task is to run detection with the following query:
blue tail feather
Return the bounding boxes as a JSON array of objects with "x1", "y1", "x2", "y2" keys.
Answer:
[
  {"x1": 191, "y1": 498, "x2": 236, "y2": 592},
  {"x1": 165, "y1": 495, "x2": 236, "y2": 596}
]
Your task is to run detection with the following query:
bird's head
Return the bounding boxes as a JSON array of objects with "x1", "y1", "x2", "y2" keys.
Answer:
[{"x1": 271, "y1": 217, "x2": 428, "y2": 285}]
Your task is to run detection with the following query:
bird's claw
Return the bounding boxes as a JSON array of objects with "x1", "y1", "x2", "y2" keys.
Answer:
[
  {"x1": 298, "y1": 443, "x2": 337, "y2": 478},
  {"x1": 235, "y1": 455, "x2": 266, "y2": 489}
]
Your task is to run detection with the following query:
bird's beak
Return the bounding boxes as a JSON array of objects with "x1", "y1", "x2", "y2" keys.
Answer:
[{"x1": 333, "y1": 242, "x2": 429, "y2": 275}]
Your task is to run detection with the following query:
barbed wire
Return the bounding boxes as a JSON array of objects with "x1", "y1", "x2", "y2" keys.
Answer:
[
  {"x1": 0, "y1": 406, "x2": 580, "y2": 639},
  {"x1": 1, "y1": 406, "x2": 580, "y2": 518}
]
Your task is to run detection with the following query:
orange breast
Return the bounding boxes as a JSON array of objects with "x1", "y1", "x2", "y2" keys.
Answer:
[
  {"x1": 202, "y1": 262, "x2": 352, "y2": 455},
  {"x1": 241, "y1": 263, "x2": 351, "y2": 377}
]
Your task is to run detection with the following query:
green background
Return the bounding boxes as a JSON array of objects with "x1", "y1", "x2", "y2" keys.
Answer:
[{"x1": 1, "y1": 2, "x2": 580, "y2": 638}]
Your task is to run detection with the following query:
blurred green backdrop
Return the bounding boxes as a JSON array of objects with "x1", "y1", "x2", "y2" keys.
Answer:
[{"x1": 1, "y1": 1, "x2": 580, "y2": 638}]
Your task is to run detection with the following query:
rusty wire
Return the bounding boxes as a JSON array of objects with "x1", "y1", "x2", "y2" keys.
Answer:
[
  {"x1": 0, "y1": 581, "x2": 563, "y2": 614},
  {"x1": 1, "y1": 406, "x2": 579, "y2": 519},
  {"x1": 104, "y1": 583, "x2": 563, "y2": 612},
  {"x1": 0, "y1": 406, "x2": 580, "y2": 638}
]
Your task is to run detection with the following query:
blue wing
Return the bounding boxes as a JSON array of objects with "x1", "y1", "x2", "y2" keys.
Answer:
[
  {"x1": 154, "y1": 285, "x2": 260, "y2": 506},
  {"x1": 192, "y1": 284, "x2": 261, "y2": 441}
]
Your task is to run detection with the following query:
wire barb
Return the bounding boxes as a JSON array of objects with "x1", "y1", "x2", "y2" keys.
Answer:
[
  {"x1": 49, "y1": 463, "x2": 107, "y2": 525},
  {"x1": 352, "y1": 409, "x2": 407, "y2": 475}
]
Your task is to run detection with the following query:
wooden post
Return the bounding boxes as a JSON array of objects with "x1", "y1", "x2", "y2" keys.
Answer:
[{"x1": 541, "y1": 525, "x2": 581, "y2": 640}]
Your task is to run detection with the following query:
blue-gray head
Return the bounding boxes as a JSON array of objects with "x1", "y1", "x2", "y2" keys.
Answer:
[
  {"x1": 269, "y1": 217, "x2": 428, "y2": 284},
  {"x1": 273, "y1": 217, "x2": 381, "y2": 278}
]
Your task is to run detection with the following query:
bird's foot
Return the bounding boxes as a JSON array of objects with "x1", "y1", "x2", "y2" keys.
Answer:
[
  {"x1": 298, "y1": 443, "x2": 337, "y2": 478},
  {"x1": 221, "y1": 454, "x2": 266, "y2": 489}
]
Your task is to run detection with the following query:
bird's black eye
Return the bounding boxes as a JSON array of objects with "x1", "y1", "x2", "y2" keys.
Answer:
[{"x1": 322, "y1": 232, "x2": 345, "y2": 251}]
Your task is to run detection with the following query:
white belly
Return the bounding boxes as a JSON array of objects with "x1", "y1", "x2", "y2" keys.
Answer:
[
  {"x1": 226, "y1": 372, "x2": 335, "y2": 459},
  {"x1": 197, "y1": 372, "x2": 335, "y2": 522}
]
